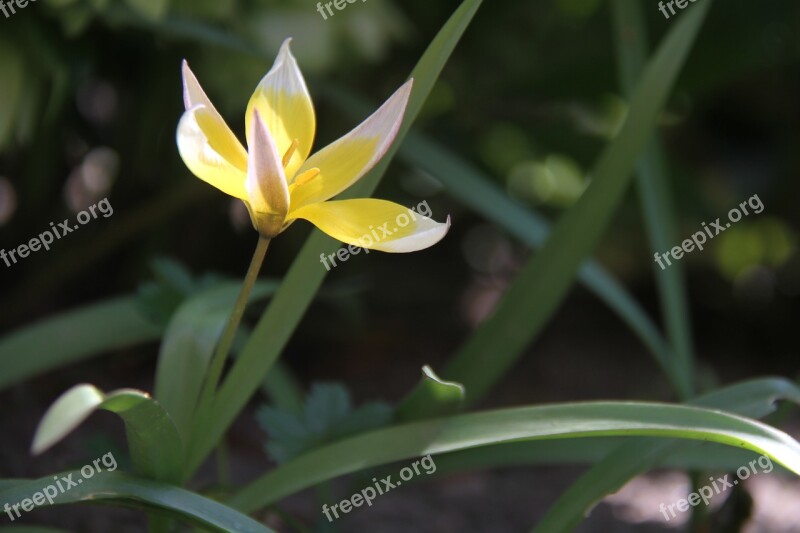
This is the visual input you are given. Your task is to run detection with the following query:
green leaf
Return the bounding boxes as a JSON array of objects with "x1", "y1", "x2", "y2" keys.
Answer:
[
  {"x1": 612, "y1": 0, "x2": 695, "y2": 398},
  {"x1": 533, "y1": 376, "x2": 800, "y2": 532},
  {"x1": 258, "y1": 407, "x2": 314, "y2": 464},
  {"x1": 153, "y1": 281, "x2": 278, "y2": 439},
  {"x1": 396, "y1": 365, "x2": 465, "y2": 421},
  {"x1": 430, "y1": 0, "x2": 714, "y2": 407},
  {"x1": 32, "y1": 385, "x2": 182, "y2": 483},
  {"x1": 187, "y1": 0, "x2": 485, "y2": 476},
  {"x1": 305, "y1": 383, "x2": 352, "y2": 434},
  {"x1": 0, "y1": 296, "x2": 161, "y2": 392},
  {"x1": 260, "y1": 361, "x2": 304, "y2": 416},
  {"x1": 0, "y1": 472, "x2": 273, "y2": 533},
  {"x1": 124, "y1": 0, "x2": 168, "y2": 21},
  {"x1": 257, "y1": 382, "x2": 392, "y2": 464},
  {"x1": 228, "y1": 399, "x2": 800, "y2": 513}
]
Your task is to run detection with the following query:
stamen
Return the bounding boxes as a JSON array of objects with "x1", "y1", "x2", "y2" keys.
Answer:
[
  {"x1": 294, "y1": 168, "x2": 320, "y2": 186},
  {"x1": 282, "y1": 138, "x2": 299, "y2": 168}
]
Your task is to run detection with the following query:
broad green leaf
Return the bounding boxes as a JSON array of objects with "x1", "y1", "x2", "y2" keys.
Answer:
[
  {"x1": 153, "y1": 281, "x2": 278, "y2": 439},
  {"x1": 534, "y1": 376, "x2": 800, "y2": 532},
  {"x1": 228, "y1": 400, "x2": 800, "y2": 513},
  {"x1": 396, "y1": 365, "x2": 465, "y2": 421},
  {"x1": 187, "y1": 0, "x2": 485, "y2": 477},
  {"x1": 32, "y1": 385, "x2": 182, "y2": 484},
  {"x1": 0, "y1": 472, "x2": 272, "y2": 533},
  {"x1": 0, "y1": 296, "x2": 161, "y2": 391},
  {"x1": 432, "y1": 0, "x2": 714, "y2": 406},
  {"x1": 612, "y1": 0, "x2": 695, "y2": 399}
]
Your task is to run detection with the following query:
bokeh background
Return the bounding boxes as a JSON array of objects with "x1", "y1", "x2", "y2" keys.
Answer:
[{"x1": 1, "y1": 0, "x2": 799, "y2": 531}]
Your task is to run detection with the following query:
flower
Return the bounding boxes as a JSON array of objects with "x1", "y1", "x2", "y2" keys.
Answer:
[{"x1": 176, "y1": 39, "x2": 450, "y2": 251}]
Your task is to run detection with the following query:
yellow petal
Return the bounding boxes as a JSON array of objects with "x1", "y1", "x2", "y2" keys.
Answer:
[
  {"x1": 177, "y1": 104, "x2": 247, "y2": 199},
  {"x1": 288, "y1": 198, "x2": 450, "y2": 253},
  {"x1": 246, "y1": 110, "x2": 289, "y2": 237},
  {"x1": 245, "y1": 39, "x2": 315, "y2": 179},
  {"x1": 289, "y1": 80, "x2": 413, "y2": 211},
  {"x1": 181, "y1": 61, "x2": 248, "y2": 170}
]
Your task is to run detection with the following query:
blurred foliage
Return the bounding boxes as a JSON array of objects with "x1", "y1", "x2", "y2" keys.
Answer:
[{"x1": 257, "y1": 382, "x2": 392, "y2": 464}]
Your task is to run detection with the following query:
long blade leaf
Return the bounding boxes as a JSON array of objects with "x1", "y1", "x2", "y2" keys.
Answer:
[
  {"x1": 429, "y1": 0, "x2": 714, "y2": 406},
  {"x1": 0, "y1": 472, "x2": 273, "y2": 533},
  {"x1": 228, "y1": 400, "x2": 800, "y2": 513}
]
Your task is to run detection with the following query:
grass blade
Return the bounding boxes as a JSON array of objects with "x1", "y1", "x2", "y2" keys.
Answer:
[
  {"x1": 0, "y1": 296, "x2": 161, "y2": 391},
  {"x1": 430, "y1": 0, "x2": 714, "y2": 406},
  {"x1": 612, "y1": 0, "x2": 695, "y2": 398},
  {"x1": 228, "y1": 399, "x2": 800, "y2": 513},
  {"x1": 0, "y1": 472, "x2": 273, "y2": 533},
  {"x1": 532, "y1": 377, "x2": 800, "y2": 532}
]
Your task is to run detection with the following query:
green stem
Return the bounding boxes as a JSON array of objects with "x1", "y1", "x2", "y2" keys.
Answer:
[
  {"x1": 203, "y1": 237, "x2": 270, "y2": 402},
  {"x1": 189, "y1": 236, "x2": 270, "y2": 475}
]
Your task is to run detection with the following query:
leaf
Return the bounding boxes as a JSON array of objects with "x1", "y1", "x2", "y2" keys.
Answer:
[
  {"x1": 305, "y1": 383, "x2": 352, "y2": 434},
  {"x1": 533, "y1": 376, "x2": 800, "y2": 532},
  {"x1": 187, "y1": 0, "x2": 485, "y2": 476},
  {"x1": 32, "y1": 385, "x2": 182, "y2": 484},
  {"x1": 257, "y1": 382, "x2": 392, "y2": 464},
  {"x1": 153, "y1": 280, "x2": 278, "y2": 439},
  {"x1": 332, "y1": 403, "x2": 393, "y2": 440},
  {"x1": 124, "y1": 0, "x2": 169, "y2": 21},
  {"x1": 429, "y1": 380, "x2": 800, "y2": 475},
  {"x1": 427, "y1": 0, "x2": 715, "y2": 407},
  {"x1": 260, "y1": 361, "x2": 304, "y2": 416},
  {"x1": 258, "y1": 407, "x2": 314, "y2": 464},
  {"x1": 612, "y1": 0, "x2": 695, "y2": 398},
  {"x1": 0, "y1": 296, "x2": 161, "y2": 392},
  {"x1": 396, "y1": 365, "x2": 465, "y2": 421},
  {"x1": 228, "y1": 399, "x2": 800, "y2": 513},
  {"x1": 0, "y1": 472, "x2": 273, "y2": 533}
]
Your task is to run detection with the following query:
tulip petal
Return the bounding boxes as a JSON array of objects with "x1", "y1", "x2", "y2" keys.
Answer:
[
  {"x1": 177, "y1": 105, "x2": 248, "y2": 199},
  {"x1": 246, "y1": 39, "x2": 315, "y2": 179},
  {"x1": 246, "y1": 110, "x2": 289, "y2": 233},
  {"x1": 289, "y1": 80, "x2": 413, "y2": 211},
  {"x1": 288, "y1": 198, "x2": 450, "y2": 253}
]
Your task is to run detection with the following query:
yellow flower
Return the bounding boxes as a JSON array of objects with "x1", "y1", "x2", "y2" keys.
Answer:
[{"x1": 176, "y1": 39, "x2": 450, "y2": 251}]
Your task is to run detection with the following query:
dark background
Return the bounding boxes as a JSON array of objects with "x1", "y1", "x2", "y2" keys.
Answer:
[{"x1": 0, "y1": 0, "x2": 798, "y2": 531}]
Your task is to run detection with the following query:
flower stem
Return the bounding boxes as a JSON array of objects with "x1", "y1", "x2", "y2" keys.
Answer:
[{"x1": 198, "y1": 236, "x2": 270, "y2": 416}]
